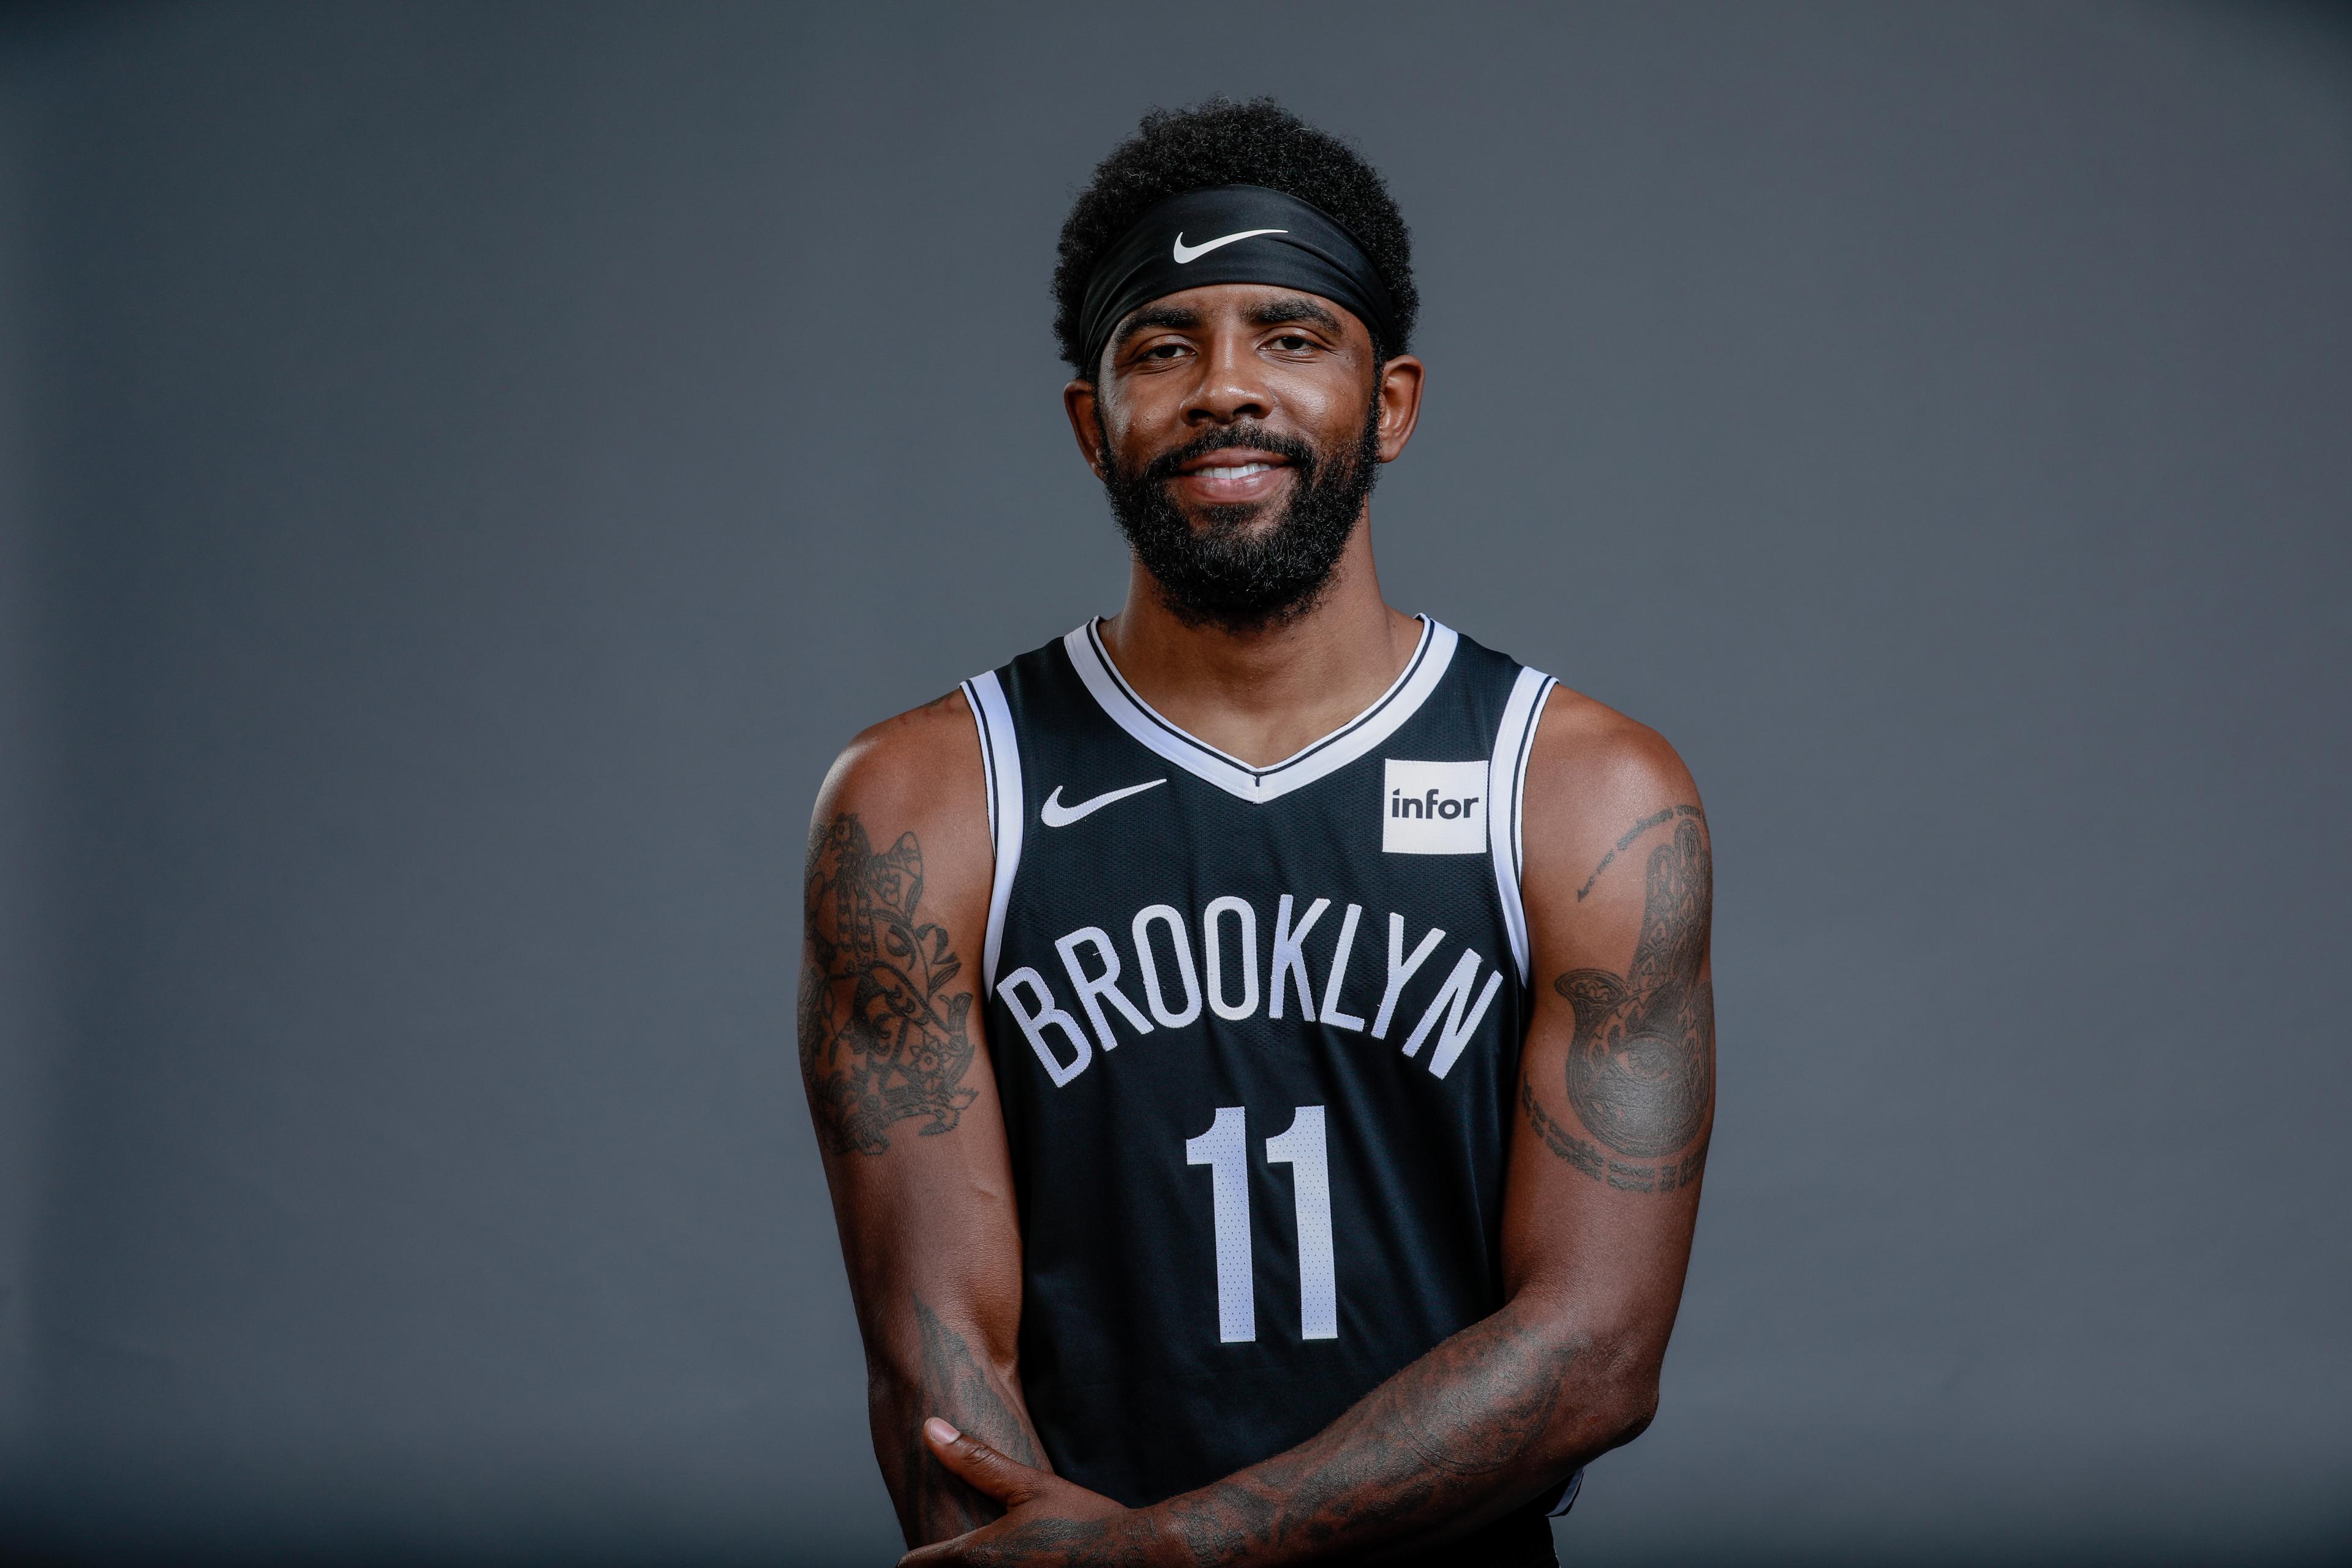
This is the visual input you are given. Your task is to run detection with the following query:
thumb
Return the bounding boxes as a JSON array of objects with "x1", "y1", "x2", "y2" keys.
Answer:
[{"x1": 922, "y1": 1416, "x2": 1047, "y2": 1506}]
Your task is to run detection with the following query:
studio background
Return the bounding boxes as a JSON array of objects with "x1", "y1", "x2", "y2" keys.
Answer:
[{"x1": 2, "y1": 3, "x2": 2347, "y2": 1563}]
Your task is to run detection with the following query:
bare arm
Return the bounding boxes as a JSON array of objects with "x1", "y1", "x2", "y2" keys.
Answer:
[
  {"x1": 905, "y1": 691, "x2": 1713, "y2": 1566},
  {"x1": 802, "y1": 693, "x2": 1048, "y2": 1547}
]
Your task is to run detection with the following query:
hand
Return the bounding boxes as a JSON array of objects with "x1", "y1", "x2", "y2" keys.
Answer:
[{"x1": 898, "y1": 1417, "x2": 1157, "y2": 1567}]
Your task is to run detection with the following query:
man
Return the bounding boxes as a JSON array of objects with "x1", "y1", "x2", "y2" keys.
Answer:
[{"x1": 801, "y1": 98, "x2": 1712, "y2": 1567}]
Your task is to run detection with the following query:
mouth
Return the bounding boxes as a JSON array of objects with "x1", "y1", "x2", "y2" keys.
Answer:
[{"x1": 1170, "y1": 447, "x2": 1295, "y2": 505}]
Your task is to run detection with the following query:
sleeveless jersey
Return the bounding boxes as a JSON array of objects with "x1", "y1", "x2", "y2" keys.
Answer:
[{"x1": 960, "y1": 617, "x2": 1571, "y2": 1566}]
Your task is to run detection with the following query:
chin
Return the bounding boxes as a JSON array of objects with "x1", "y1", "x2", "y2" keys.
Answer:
[{"x1": 1169, "y1": 494, "x2": 1285, "y2": 534}]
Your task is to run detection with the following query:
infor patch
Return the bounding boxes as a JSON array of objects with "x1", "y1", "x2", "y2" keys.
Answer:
[{"x1": 1381, "y1": 760, "x2": 1488, "y2": 854}]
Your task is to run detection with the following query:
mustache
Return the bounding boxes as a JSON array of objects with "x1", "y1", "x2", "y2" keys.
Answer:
[{"x1": 1140, "y1": 424, "x2": 1321, "y2": 485}]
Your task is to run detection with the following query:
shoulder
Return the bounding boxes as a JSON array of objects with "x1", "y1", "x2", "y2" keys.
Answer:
[
  {"x1": 1522, "y1": 684, "x2": 1698, "y2": 819},
  {"x1": 1518, "y1": 683, "x2": 1707, "y2": 926},
  {"x1": 820, "y1": 687, "x2": 986, "y2": 818},
  {"x1": 808, "y1": 689, "x2": 993, "y2": 922}
]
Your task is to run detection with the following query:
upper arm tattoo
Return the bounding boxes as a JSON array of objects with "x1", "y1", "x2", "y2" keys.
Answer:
[
  {"x1": 799, "y1": 813, "x2": 978, "y2": 1156},
  {"x1": 1525, "y1": 811, "x2": 1714, "y2": 1192}
]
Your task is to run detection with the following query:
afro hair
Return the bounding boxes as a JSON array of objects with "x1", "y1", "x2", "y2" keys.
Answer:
[{"x1": 1052, "y1": 97, "x2": 1419, "y2": 376}]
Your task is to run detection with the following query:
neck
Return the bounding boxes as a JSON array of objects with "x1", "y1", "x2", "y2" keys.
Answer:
[{"x1": 1096, "y1": 511, "x2": 1421, "y2": 768}]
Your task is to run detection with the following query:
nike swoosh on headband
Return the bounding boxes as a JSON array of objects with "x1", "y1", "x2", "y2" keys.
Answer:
[
  {"x1": 1040, "y1": 778, "x2": 1167, "y2": 827},
  {"x1": 1171, "y1": 228, "x2": 1287, "y2": 264}
]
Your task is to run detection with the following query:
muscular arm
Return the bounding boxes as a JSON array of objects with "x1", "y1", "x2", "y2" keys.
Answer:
[
  {"x1": 908, "y1": 691, "x2": 1713, "y2": 1566},
  {"x1": 801, "y1": 693, "x2": 1048, "y2": 1547}
]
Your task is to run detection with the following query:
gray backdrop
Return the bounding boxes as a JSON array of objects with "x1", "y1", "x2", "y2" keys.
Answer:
[{"x1": 2, "y1": 2, "x2": 2347, "y2": 1563}]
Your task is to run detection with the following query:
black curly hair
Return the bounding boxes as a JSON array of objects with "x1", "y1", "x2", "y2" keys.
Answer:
[{"x1": 1052, "y1": 98, "x2": 1419, "y2": 377}]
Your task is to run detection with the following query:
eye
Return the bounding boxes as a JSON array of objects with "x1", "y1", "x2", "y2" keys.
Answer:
[
  {"x1": 1270, "y1": 333, "x2": 1313, "y2": 352},
  {"x1": 1142, "y1": 342, "x2": 1189, "y2": 360}
]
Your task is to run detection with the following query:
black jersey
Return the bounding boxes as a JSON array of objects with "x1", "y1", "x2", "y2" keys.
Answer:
[{"x1": 960, "y1": 617, "x2": 1571, "y2": 1566}]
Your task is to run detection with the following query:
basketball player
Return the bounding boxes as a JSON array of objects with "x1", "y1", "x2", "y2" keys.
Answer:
[{"x1": 801, "y1": 99, "x2": 1713, "y2": 1567}]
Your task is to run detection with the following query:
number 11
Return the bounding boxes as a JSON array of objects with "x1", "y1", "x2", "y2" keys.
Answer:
[{"x1": 1183, "y1": 1105, "x2": 1337, "y2": 1344}]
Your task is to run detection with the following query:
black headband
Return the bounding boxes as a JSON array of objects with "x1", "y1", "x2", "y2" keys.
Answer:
[{"x1": 1076, "y1": 184, "x2": 1400, "y2": 376}]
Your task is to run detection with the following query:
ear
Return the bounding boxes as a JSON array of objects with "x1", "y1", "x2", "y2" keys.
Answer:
[
  {"x1": 1063, "y1": 380, "x2": 1107, "y2": 478},
  {"x1": 1374, "y1": 354, "x2": 1425, "y2": 464}
]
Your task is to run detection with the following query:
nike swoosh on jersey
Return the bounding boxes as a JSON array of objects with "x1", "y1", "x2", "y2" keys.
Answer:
[
  {"x1": 1171, "y1": 228, "x2": 1287, "y2": 264},
  {"x1": 1040, "y1": 778, "x2": 1168, "y2": 827}
]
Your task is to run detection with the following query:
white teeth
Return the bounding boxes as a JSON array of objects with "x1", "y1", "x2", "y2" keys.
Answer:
[{"x1": 1199, "y1": 462, "x2": 1273, "y2": 479}]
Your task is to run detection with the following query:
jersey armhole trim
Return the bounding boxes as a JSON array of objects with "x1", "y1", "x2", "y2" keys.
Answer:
[
  {"x1": 959, "y1": 679, "x2": 997, "y2": 848},
  {"x1": 1487, "y1": 667, "x2": 1556, "y2": 987},
  {"x1": 961, "y1": 671, "x2": 1024, "y2": 997}
]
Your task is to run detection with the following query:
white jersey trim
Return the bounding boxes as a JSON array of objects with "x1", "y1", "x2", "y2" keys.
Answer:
[
  {"x1": 1487, "y1": 666, "x2": 1556, "y2": 986},
  {"x1": 1063, "y1": 616, "x2": 1460, "y2": 805},
  {"x1": 960, "y1": 671, "x2": 1025, "y2": 996},
  {"x1": 961, "y1": 679, "x2": 997, "y2": 847}
]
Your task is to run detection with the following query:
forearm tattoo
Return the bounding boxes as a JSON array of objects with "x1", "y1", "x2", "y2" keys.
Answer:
[
  {"x1": 1151, "y1": 1298, "x2": 1587, "y2": 1564},
  {"x1": 1528, "y1": 809, "x2": 1714, "y2": 1191},
  {"x1": 900, "y1": 1295, "x2": 1044, "y2": 1544},
  {"x1": 954, "y1": 1301, "x2": 1593, "y2": 1566},
  {"x1": 799, "y1": 813, "x2": 976, "y2": 1156}
]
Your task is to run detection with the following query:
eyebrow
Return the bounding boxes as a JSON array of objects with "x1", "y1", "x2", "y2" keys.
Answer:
[
  {"x1": 1111, "y1": 304, "x2": 1202, "y2": 356},
  {"x1": 1244, "y1": 295, "x2": 1345, "y2": 335},
  {"x1": 1109, "y1": 295, "x2": 1350, "y2": 359}
]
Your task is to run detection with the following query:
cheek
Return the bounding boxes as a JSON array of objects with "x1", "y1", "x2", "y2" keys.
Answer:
[
  {"x1": 1296, "y1": 384, "x2": 1374, "y2": 452},
  {"x1": 1276, "y1": 360, "x2": 1376, "y2": 431},
  {"x1": 1102, "y1": 386, "x2": 1180, "y2": 457}
]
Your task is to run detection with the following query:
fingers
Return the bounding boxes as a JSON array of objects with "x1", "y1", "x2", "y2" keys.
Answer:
[{"x1": 922, "y1": 1416, "x2": 1048, "y2": 1507}]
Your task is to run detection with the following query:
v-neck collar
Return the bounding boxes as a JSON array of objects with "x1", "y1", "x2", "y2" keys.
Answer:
[{"x1": 1061, "y1": 616, "x2": 1458, "y2": 804}]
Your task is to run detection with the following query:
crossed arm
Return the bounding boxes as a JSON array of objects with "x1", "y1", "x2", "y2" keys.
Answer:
[{"x1": 801, "y1": 689, "x2": 1713, "y2": 1565}]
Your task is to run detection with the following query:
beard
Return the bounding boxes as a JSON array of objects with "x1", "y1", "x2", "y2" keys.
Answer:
[{"x1": 1100, "y1": 399, "x2": 1382, "y2": 635}]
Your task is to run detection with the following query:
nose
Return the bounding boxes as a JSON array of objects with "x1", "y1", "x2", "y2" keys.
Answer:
[{"x1": 1183, "y1": 330, "x2": 1271, "y2": 426}]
